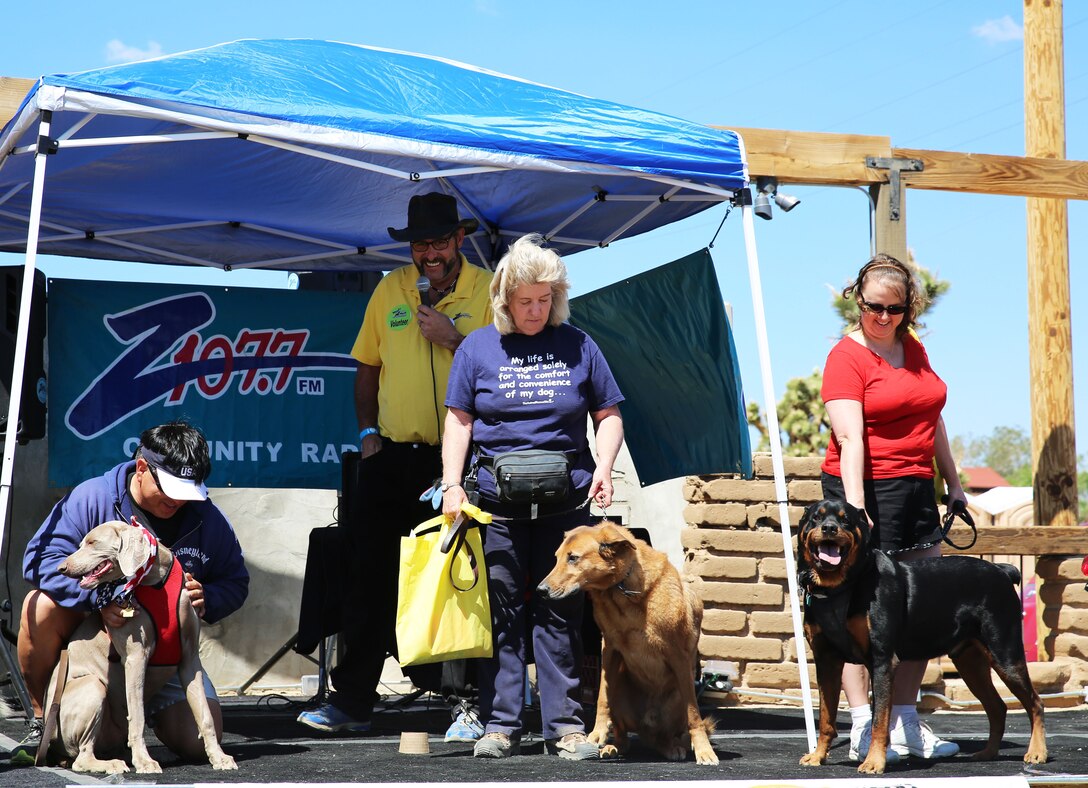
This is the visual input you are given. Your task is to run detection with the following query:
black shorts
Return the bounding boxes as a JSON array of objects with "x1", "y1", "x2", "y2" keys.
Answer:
[{"x1": 820, "y1": 472, "x2": 942, "y2": 553}]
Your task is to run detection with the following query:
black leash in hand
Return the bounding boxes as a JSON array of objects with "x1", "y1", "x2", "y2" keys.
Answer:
[{"x1": 940, "y1": 496, "x2": 977, "y2": 551}]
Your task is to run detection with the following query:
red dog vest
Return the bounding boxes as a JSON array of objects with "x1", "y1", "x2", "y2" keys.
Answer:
[{"x1": 134, "y1": 557, "x2": 185, "y2": 666}]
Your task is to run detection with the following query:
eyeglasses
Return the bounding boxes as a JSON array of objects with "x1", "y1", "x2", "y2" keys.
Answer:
[
  {"x1": 410, "y1": 233, "x2": 454, "y2": 254},
  {"x1": 860, "y1": 299, "x2": 908, "y2": 316}
]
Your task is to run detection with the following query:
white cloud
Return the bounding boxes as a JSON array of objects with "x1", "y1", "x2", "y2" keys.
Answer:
[
  {"x1": 971, "y1": 16, "x2": 1023, "y2": 44},
  {"x1": 474, "y1": 0, "x2": 500, "y2": 16},
  {"x1": 104, "y1": 39, "x2": 165, "y2": 65}
]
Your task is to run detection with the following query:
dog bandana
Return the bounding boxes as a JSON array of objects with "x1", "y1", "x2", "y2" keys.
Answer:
[{"x1": 92, "y1": 517, "x2": 158, "y2": 611}]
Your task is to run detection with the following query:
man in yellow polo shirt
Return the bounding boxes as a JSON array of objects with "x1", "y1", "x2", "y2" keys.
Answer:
[{"x1": 297, "y1": 193, "x2": 492, "y2": 742}]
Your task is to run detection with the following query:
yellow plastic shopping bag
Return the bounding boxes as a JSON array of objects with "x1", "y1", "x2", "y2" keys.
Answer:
[{"x1": 396, "y1": 502, "x2": 493, "y2": 666}]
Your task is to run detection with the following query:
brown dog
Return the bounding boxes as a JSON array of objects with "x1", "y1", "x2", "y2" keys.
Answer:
[
  {"x1": 42, "y1": 520, "x2": 237, "y2": 774},
  {"x1": 539, "y1": 521, "x2": 717, "y2": 765}
]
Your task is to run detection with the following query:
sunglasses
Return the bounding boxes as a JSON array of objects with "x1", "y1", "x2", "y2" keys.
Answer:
[
  {"x1": 146, "y1": 464, "x2": 180, "y2": 501},
  {"x1": 860, "y1": 299, "x2": 908, "y2": 316},
  {"x1": 146, "y1": 464, "x2": 166, "y2": 492},
  {"x1": 410, "y1": 233, "x2": 454, "y2": 253}
]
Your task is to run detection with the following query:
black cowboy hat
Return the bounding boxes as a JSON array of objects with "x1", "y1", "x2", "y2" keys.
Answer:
[{"x1": 387, "y1": 192, "x2": 479, "y2": 243}]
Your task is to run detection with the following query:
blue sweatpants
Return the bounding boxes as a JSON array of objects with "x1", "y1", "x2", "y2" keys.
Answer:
[{"x1": 478, "y1": 503, "x2": 588, "y2": 741}]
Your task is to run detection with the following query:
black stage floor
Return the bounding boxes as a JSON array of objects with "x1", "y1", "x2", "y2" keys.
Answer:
[{"x1": 2, "y1": 692, "x2": 1087, "y2": 786}]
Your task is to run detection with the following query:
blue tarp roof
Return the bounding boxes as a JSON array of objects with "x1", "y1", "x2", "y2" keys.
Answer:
[{"x1": 0, "y1": 39, "x2": 747, "y2": 272}]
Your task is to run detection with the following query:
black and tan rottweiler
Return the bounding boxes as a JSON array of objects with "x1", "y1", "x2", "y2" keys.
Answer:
[{"x1": 796, "y1": 499, "x2": 1047, "y2": 774}]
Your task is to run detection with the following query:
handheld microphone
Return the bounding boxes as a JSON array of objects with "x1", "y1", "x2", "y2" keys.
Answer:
[{"x1": 416, "y1": 275, "x2": 431, "y2": 298}]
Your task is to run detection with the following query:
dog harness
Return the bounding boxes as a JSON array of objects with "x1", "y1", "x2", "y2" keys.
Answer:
[
  {"x1": 133, "y1": 556, "x2": 185, "y2": 666},
  {"x1": 95, "y1": 518, "x2": 186, "y2": 666}
]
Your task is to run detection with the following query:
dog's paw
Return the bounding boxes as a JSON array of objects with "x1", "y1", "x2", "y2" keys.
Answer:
[
  {"x1": 856, "y1": 756, "x2": 886, "y2": 775},
  {"x1": 587, "y1": 727, "x2": 610, "y2": 746},
  {"x1": 133, "y1": 756, "x2": 162, "y2": 774},
  {"x1": 599, "y1": 744, "x2": 620, "y2": 760},
  {"x1": 663, "y1": 743, "x2": 688, "y2": 761},
  {"x1": 210, "y1": 751, "x2": 239, "y2": 770},
  {"x1": 694, "y1": 745, "x2": 719, "y2": 766},
  {"x1": 1024, "y1": 748, "x2": 1048, "y2": 765},
  {"x1": 106, "y1": 759, "x2": 132, "y2": 775},
  {"x1": 799, "y1": 751, "x2": 826, "y2": 767},
  {"x1": 72, "y1": 754, "x2": 129, "y2": 774}
]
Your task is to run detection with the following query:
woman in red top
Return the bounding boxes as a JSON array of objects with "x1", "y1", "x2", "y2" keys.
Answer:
[{"x1": 821, "y1": 254, "x2": 967, "y2": 763}]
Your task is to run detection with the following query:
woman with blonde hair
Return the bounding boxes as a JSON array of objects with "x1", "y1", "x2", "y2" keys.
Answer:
[{"x1": 441, "y1": 233, "x2": 624, "y2": 761}]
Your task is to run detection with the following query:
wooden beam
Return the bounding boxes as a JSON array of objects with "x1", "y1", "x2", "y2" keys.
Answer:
[
  {"x1": 895, "y1": 147, "x2": 1088, "y2": 200},
  {"x1": 721, "y1": 128, "x2": 1088, "y2": 200},
  {"x1": 719, "y1": 126, "x2": 891, "y2": 186},
  {"x1": 0, "y1": 77, "x2": 34, "y2": 128},
  {"x1": 944, "y1": 525, "x2": 1088, "y2": 556}
]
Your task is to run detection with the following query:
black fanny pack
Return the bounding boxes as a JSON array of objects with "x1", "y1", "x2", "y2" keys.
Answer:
[{"x1": 479, "y1": 450, "x2": 570, "y2": 504}]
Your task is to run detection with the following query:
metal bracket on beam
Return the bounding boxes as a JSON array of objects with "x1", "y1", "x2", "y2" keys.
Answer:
[{"x1": 865, "y1": 156, "x2": 924, "y2": 221}]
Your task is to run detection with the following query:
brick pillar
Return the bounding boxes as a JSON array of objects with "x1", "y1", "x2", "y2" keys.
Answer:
[
  {"x1": 1037, "y1": 555, "x2": 1088, "y2": 679},
  {"x1": 682, "y1": 454, "x2": 822, "y2": 700}
]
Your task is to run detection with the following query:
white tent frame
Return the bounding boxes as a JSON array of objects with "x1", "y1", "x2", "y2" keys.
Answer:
[{"x1": 0, "y1": 101, "x2": 817, "y2": 750}]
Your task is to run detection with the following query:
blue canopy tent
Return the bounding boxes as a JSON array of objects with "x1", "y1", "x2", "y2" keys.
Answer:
[{"x1": 0, "y1": 39, "x2": 813, "y2": 744}]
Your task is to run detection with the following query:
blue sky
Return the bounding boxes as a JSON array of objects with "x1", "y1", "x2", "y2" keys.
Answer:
[{"x1": 1, "y1": 1, "x2": 1084, "y2": 465}]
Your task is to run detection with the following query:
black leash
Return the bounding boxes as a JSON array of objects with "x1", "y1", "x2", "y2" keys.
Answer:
[{"x1": 940, "y1": 497, "x2": 977, "y2": 551}]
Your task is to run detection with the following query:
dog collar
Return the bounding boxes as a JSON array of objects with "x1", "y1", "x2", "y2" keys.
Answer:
[
  {"x1": 92, "y1": 518, "x2": 159, "y2": 610},
  {"x1": 800, "y1": 549, "x2": 877, "y2": 606},
  {"x1": 612, "y1": 564, "x2": 641, "y2": 597}
]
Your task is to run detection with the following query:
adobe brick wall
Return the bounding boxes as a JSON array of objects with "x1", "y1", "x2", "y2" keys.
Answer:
[
  {"x1": 682, "y1": 453, "x2": 1086, "y2": 708},
  {"x1": 1037, "y1": 556, "x2": 1088, "y2": 681}
]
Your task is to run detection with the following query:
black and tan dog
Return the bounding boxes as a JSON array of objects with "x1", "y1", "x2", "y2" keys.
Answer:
[{"x1": 796, "y1": 499, "x2": 1046, "y2": 774}]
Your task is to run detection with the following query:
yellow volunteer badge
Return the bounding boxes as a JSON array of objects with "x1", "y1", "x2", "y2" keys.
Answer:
[{"x1": 387, "y1": 303, "x2": 412, "y2": 331}]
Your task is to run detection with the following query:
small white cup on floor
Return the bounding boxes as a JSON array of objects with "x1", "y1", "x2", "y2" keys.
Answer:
[{"x1": 399, "y1": 731, "x2": 430, "y2": 755}]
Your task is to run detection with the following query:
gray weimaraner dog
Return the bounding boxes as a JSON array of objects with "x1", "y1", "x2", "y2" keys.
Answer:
[{"x1": 40, "y1": 520, "x2": 237, "y2": 774}]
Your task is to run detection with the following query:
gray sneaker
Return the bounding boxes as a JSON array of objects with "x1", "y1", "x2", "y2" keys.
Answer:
[
  {"x1": 473, "y1": 732, "x2": 519, "y2": 758},
  {"x1": 547, "y1": 731, "x2": 600, "y2": 761}
]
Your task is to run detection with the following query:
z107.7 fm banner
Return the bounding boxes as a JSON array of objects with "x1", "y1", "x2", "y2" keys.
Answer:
[{"x1": 47, "y1": 279, "x2": 367, "y2": 490}]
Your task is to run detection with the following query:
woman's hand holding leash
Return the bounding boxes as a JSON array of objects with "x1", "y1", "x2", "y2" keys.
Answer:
[
  {"x1": 442, "y1": 483, "x2": 468, "y2": 519},
  {"x1": 590, "y1": 468, "x2": 613, "y2": 510}
]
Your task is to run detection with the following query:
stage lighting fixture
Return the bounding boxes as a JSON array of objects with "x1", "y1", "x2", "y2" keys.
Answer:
[
  {"x1": 774, "y1": 191, "x2": 801, "y2": 212},
  {"x1": 752, "y1": 176, "x2": 800, "y2": 220},
  {"x1": 754, "y1": 190, "x2": 773, "y2": 220}
]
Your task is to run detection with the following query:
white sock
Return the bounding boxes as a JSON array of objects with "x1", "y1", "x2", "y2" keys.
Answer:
[
  {"x1": 849, "y1": 705, "x2": 872, "y2": 729},
  {"x1": 891, "y1": 704, "x2": 917, "y2": 728}
]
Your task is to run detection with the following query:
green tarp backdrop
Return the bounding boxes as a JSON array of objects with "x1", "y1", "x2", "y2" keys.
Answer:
[{"x1": 569, "y1": 249, "x2": 752, "y2": 487}]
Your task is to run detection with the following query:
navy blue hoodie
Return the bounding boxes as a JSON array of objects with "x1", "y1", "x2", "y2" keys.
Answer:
[{"x1": 23, "y1": 460, "x2": 248, "y2": 625}]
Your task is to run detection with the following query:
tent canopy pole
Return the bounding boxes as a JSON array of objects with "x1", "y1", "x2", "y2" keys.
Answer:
[
  {"x1": 0, "y1": 109, "x2": 52, "y2": 721},
  {"x1": 739, "y1": 196, "x2": 817, "y2": 751}
]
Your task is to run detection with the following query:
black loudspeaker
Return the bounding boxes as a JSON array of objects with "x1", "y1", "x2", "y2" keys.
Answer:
[{"x1": 0, "y1": 267, "x2": 47, "y2": 444}]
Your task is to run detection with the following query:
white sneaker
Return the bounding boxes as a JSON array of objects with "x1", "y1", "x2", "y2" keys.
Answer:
[
  {"x1": 889, "y1": 718, "x2": 959, "y2": 759},
  {"x1": 848, "y1": 720, "x2": 901, "y2": 764}
]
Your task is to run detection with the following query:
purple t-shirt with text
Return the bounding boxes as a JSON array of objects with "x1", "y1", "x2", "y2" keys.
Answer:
[{"x1": 446, "y1": 323, "x2": 624, "y2": 499}]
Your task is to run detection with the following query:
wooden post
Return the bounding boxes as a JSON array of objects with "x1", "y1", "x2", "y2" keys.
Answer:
[
  {"x1": 1024, "y1": 0, "x2": 1077, "y2": 531},
  {"x1": 869, "y1": 182, "x2": 908, "y2": 262}
]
